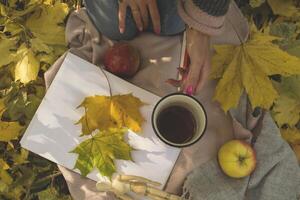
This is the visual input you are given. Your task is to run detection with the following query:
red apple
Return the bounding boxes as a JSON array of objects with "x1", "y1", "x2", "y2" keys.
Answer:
[{"x1": 103, "y1": 42, "x2": 140, "y2": 78}]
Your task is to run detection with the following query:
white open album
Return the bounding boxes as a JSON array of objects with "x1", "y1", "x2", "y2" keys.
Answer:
[{"x1": 20, "y1": 52, "x2": 182, "y2": 188}]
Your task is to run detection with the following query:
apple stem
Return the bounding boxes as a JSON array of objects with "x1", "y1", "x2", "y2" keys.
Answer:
[{"x1": 238, "y1": 156, "x2": 246, "y2": 165}]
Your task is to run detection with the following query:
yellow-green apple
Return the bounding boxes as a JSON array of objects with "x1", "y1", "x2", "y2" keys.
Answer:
[{"x1": 218, "y1": 139, "x2": 256, "y2": 178}]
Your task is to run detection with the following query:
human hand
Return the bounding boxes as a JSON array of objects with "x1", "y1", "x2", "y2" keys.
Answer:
[
  {"x1": 118, "y1": 0, "x2": 161, "y2": 34},
  {"x1": 167, "y1": 28, "x2": 211, "y2": 95}
]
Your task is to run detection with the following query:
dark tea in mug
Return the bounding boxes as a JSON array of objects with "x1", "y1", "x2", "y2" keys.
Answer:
[
  {"x1": 152, "y1": 93, "x2": 207, "y2": 147},
  {"x1": 156, "y1": 106, "x2": 196, "y2": 144}
]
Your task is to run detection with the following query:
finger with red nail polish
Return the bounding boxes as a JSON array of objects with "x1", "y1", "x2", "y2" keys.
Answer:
[{"x1": 185, "y1": 85, "x2": 194, "y2": 96}]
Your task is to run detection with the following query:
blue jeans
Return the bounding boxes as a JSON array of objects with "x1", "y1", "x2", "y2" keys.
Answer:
[{"x1": 84, "y1": 0, "x2": 186, "y2": 40}]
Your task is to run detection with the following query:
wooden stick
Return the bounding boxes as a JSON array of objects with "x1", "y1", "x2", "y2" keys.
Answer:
[
  {"x1": 147, "y1": 194, "x2": 166, "y2": 200},
  {"x1": 146, "y1": 186, "x2": 181, "y2": 200},
  {"x1": 118, "y1": 175, "x2": 161, "y2": 187}
]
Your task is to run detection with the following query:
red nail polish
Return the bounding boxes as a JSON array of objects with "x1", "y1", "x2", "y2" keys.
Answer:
[
  {"x1": 185, "y1": 85, "x2": 194, "y2": 95},
  {"x1": 155, "y1": 27, "x2": 161, "y2": 34}
]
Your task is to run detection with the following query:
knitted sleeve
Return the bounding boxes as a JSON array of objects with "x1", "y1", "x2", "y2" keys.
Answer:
[
  {"x1": 192, "y1": 0, "x2": 229, "y2": 16},
  {"x1": 177, "y1": 0, "x2": 231, "y2": 35}
]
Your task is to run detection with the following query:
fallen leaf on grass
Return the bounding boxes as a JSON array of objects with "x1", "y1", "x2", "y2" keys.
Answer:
[
  {"x1": 267, "y1": 0, "x2": 300, "y2": 17},
  {"x1": 270, "y1": 21, "x2": 297, "y2": 39},
  {"x1": 0, "y1": 168, "x2": 13, "y2": 185},
  {"x1": 14, "y1": 45, "x2": 40, "y2": 84},
  {"x1": 11, "y1": 149, "x2": 29, "y2": 165},
  {"x1": 0, "y1": 38, "x2": 16, "y2": 67},
  {"x1": 25, "y1": 3, "x2": 69, "y2": 46},
  {"x1": 0, "y1": 99, "x2": 23, "y2": 142},
  {"x1": 272, "y1": 76, "x2": 300, "y2": 127},
  {"x1": 291, "y1": 144, "x2": 300, "y2": 162},
  {"x1": 281, "y1": 127, "x2": 300, "y2": 145},
  {"x1": 250, "y1": 0, "x2": 265, "y2": 8},
  {"x1": 280, "y1": 40, "x2": 300, "y2": 58},
  {"x1": 211, "y1": 26, "x2": 300, "y2": 112},
  {"x1": 38, "y1": 187, "x2": 72, "y2": 200},
  {"x1": 280, "y1": 127, "x2": 300, "y2": 162},
  {"x1": 0, "y1": 159, "x2": 9, "y2": 170}
]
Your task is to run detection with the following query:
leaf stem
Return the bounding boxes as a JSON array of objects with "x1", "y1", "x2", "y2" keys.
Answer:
[
  {"x1": 98, "y1": 64, "x2": 112, "y2": 97},
  {"x1": 84, "y1": 106, "x2": 92, "y2": 134},
  {"x1": 227, "y1": 17, "x2": 245, "y2": 45}
]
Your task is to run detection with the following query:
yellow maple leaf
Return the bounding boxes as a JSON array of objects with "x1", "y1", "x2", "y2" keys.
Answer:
[
  {"x1": 25, "y1": 3, "x2": 69, "y2": 45},
  {"x1": 291, "y1": 144, "x2": 300, "y2": 163},
  {"x1": 0, "y1": 121, "x2": 23, "y2": 142},
  {"x1": 11, "y1": 149, "x2": 29, "y2": 165},
  {"x1": 2, "y1": 20, "x2": 23, "y2": 37},
  {"x1": 281, "y1": 128, "x2": 300, "y2": 145},
  {"x1": 0, "y1": 168, "x2": 13, "y2": 185},
  {"x1": 31, "y1": 38, "x2": 59, "y2": 65},
  {"x1": 0, "y1": 159, "x2": 9, "y2": 170},
  {"x1": 272, "y1": 76, "x2": 300, "y2": 127},
  {"x1": 14, "y1": 45, "x2": 40, "y2": 84},
  {"x1": 77, "y1": 94, "x2": 145, "y2": 135},
  {"x1": 210, "y1": 45, "x2": 235, "y2": 79},
  {"x1": 211, "y1": 26, "x2": 300, "y2": 112},
  {"x1": 0, "y1": 99, "x2": 23, "y2": 142},
  {"x1": 267, "y1": 0, "x2": 300, "y2": 17},
  {"x1": 0, "y1": 3, "x2": 8, "y2": 16},
  {"x1": 250, "y1": 0, "x2": 265, "y2": 8},
  {"x1": 30, "y1": 38, "x2": 53, "y2": 54},
  {"x1": 52, "y1": 45, "x2": 67, "y2": 58},
  {"x1": 9, "y1": 0, "x2": 41, "y2": 19},
  {"x1": 0, "y1": 37, "x2": 17, "y2": 67},
  {"x1": 281, "y1": 127, "x2": 300, "y2": 163}
]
